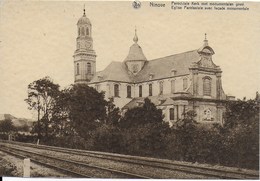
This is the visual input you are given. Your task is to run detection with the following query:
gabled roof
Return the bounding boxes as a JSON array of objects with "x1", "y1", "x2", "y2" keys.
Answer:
[
  {"x1": 134, "y1": 50, "x2": 200, "y2": 82},
  {"x1": 90, "y1": 61, "x2": 134, "y2": 83},
  {"x1": 160, "y1": 97, "x2": 175, "y2": 106},
  {"x1": 91, "y1": 50, "x2": 201, "y2": 84},
  {"x1": 122, "y1": 94, "x2": 178, "y2": 109},
  {"x1": 122, "y1": 97, "x2": 160, "y2": 110}
]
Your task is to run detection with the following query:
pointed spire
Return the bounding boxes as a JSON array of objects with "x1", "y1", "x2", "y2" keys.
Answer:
[
  {"x1": 133, "y1": 27, "x2": 138, "y2": 43},
  {"x1": 198, "y1": 33, "x2": 215, "y2": 55},
  {"x1": 83, "y1": 4, "x2": 86, "y2": 16},
  {"x1": 203, "y1": 33, "x2": 208, "y2": 46}
]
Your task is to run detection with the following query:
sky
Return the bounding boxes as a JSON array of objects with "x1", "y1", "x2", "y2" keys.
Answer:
[{"x1": 0, "y1": 1, "x2": 260, "y2": 119}]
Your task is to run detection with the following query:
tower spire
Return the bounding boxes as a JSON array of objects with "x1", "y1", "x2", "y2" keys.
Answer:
[
  {"x1": 83, "y1": 4, "x2": 86, "y2": 16},
  {"x1": 133, "y1": 26, "x2": 138, "y2": 43},
  {"x1": 203, "y1": 33, "x2": 208, "y2": 46}
]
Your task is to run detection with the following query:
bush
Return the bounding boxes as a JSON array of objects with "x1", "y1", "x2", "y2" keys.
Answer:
[
  {"x1": 92, "y1": 124, "x2": 122, "y2": 153},
  {"x1": 15, "y1": 133, "x2": 38, "y2": 143}
]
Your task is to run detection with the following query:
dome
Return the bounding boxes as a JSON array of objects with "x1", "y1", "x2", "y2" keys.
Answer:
[
  {"x1": 124, "y1": 29, "x2": 147, "y2": 62},
  {"x1": 197, "y1": 33, "x2": 215, "y2": 55},
  {"x1": 124, "y1": 43, "x2": 147, "y2": 62},
  {"x1": 77, "y1": 14, "x2": 91, "y2": 25}
]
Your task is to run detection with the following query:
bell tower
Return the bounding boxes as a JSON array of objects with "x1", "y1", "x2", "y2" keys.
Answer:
[{"x1": 73, "y1": 8, "x2": 96, "y2": 83}]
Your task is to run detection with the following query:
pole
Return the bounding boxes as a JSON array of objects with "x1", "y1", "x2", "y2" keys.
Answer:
[{"x1": 23, "y1": 158, "x2": 30, "y2": 177}]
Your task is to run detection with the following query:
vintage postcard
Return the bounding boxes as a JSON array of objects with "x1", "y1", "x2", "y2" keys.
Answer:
[{"x1": 0, "y1": 0, "x2": 259, "y2": 179}]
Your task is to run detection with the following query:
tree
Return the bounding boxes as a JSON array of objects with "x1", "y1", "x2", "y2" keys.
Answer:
[
  {"x1": 0, "y1": 119, "x2": 16, "y2": 133},
  {"x1": 50, "y1": 89, "x2": 76, "y2": 137},
  {"x1": 170, "y1": 110, "x2": 198, "y2": 162},
  {"x1": 224, "y1": 98, "x2": 259, "y2": 129},
  {"x1": 16, "y1": 124, "x2": 30, "y2": 132},
  {"x1": 25, "y1": 76, "x2": 60, "y2": 139},
  {"x1": 120, "y1": 98, "x2": 164, "y2": 128},
  {"x1": 59, "y1": 84, "x2": 107, "y2": 139},
  {"x1": 120, "y1": 122, "x2": 170, "y2": 157},
  {"x1": 119, "y1": 98, "x2": 169, "y2": 156},
  {"x1": 92, "y1": 124, "x2": 123, "y2": 153},
  {"x1": 106, "y1": 98, "x2": 121, "y2": 126},
  {"x1": 223, "y1": 98, "x2": 259, "y2": 169}
]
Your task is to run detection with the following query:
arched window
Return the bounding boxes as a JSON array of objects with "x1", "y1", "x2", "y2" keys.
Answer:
[
  {"x1": 76, "y1": 63, "x2": 79, "y2": 75},
  {"x1": 159, "y1": 81, "x2": 163, "y2": 95},
  {"x1": 114, "y1": 84, "x2": 119, "y2": 97},
  {"x1": 169, "y1": 108, "x2": 175, "y2": 120},
  {"x1": 139, "y1": 85, "x2": 142, "y2": 97},
  {"x1": 171, "y1": 80, "x2": 175, "y2": 93},
  {"x1": 127, "y1": 85, "x2": 131, "y2": 98},
  {"x1": 149, "y1": 84, "x2": 153, "y2": 96},
  {"x1": 86, "y1": 27, "x2": 89, "y2": 36},
  {"x1": 183, "y1": 77, "x2": 188, "y2": 90},
  {"x1": 81, "y1": 27, "x2": 85, "y2": 36},
  {"x1": 87, "y1": 63, "x2": 91, "y2": 74},
  {"x1": 203, "y1": 77, "x2": 212, "y2": 96}
]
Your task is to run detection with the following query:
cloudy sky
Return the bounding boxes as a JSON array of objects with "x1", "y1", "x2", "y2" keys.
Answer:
[{"x1": 0, "y1": 1, "x2": 260, "y2": 119}]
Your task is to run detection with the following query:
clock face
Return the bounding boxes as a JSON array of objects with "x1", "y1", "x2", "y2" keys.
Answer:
[
  {"x1": 79, "y1": 41, "x2": 91, "y2": 49},
  {"x1": 85, "y1": 42, "x2": 91, "y2": 49},
  {"x1": 80, "y1": 42, "x2": 85, "y2": 48}
]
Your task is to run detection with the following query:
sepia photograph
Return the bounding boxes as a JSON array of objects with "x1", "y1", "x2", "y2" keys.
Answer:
[{"x1": 0, "y1": 0, "x2": 259, "y2": 179}]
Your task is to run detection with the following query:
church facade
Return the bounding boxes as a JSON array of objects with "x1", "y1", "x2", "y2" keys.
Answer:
[{"x1": 73, "y1": 10, "x2": 232, "y2": 126}]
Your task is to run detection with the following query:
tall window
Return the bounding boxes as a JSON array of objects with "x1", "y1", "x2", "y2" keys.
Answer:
[
  {"x1": 171, "y1": 80, "x2": 175, "y2": 93},
  {"x1": 76, "y1": 63, "x2": 79, "y2": 75},
  {"x1": 86, "y1": 27, "x2": 89, "y2": 36},
  {"x1": 87, "y1": 63, "x2": 91, "y2": 74},
  {"x1": 78, "y1": 28, "x2": 80, "y2": 36},
  {"x1": 107, "y1": 84, "x2": 111, "y2": 97},
  {"x1": 159, "y1": 81, "x2": 163, "y2": 95},
  {"x1": 169, "y1": 108, "x2": 175, "y2": 120},
  {"x1": 183, "y1": 77, "x2": 188, "y2": 90},
  {"x1": 149, "y1": 84, "x2": 153, "y2": 96},
  {"x1": 203, "y1": 77, "x2": 212, "y2": 96},
  {"x1": 127, "y1": 85, "x2": 131, "y2": 98},
  {"x1": 114, "y1": 84, "x2": 119, "y2": 97},
  {"x1": 139, "y1": 85, "x2": 142, "y2": 97},
  {"x1": 81, "y1": 27, "x2": 85, "y2": 36}
]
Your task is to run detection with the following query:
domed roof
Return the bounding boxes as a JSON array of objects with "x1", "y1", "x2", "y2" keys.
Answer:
[
  {"x1": 124, "y1": 29, "x2": 147, "y2": 62},
  {"x1": 77, "y1": 10, "x2": 91, "y2": 25},
  {"x1": 124, "y1": 43, "x2": 147, "y2": 62},
  {"x1": 197, "y1": 33, "x2": 215, "y2": 55}
]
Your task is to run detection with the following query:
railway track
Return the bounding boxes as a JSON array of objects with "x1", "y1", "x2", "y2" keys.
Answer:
[
  {"x1": 0, "y1": 144, "x2": 151, "y2": 178},
  {"x1": 0, "y1": 140, "x2": 258, "y2": 179},
  {"x1": 0, "y1": 147, "x2": 90, "y2": 177}
]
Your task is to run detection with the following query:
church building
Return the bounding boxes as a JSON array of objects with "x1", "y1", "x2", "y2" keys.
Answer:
[{"x1": 73, "y1": 10, "x2": 232, "y2": 125}]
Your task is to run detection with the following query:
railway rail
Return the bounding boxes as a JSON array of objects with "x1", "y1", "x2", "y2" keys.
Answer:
[
  {"x1": 0, "y1": 140, "x2": 258, "y2": 179},
  {"x1": 0, "y1": 144, "x2": 151, "y2": 178}
]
